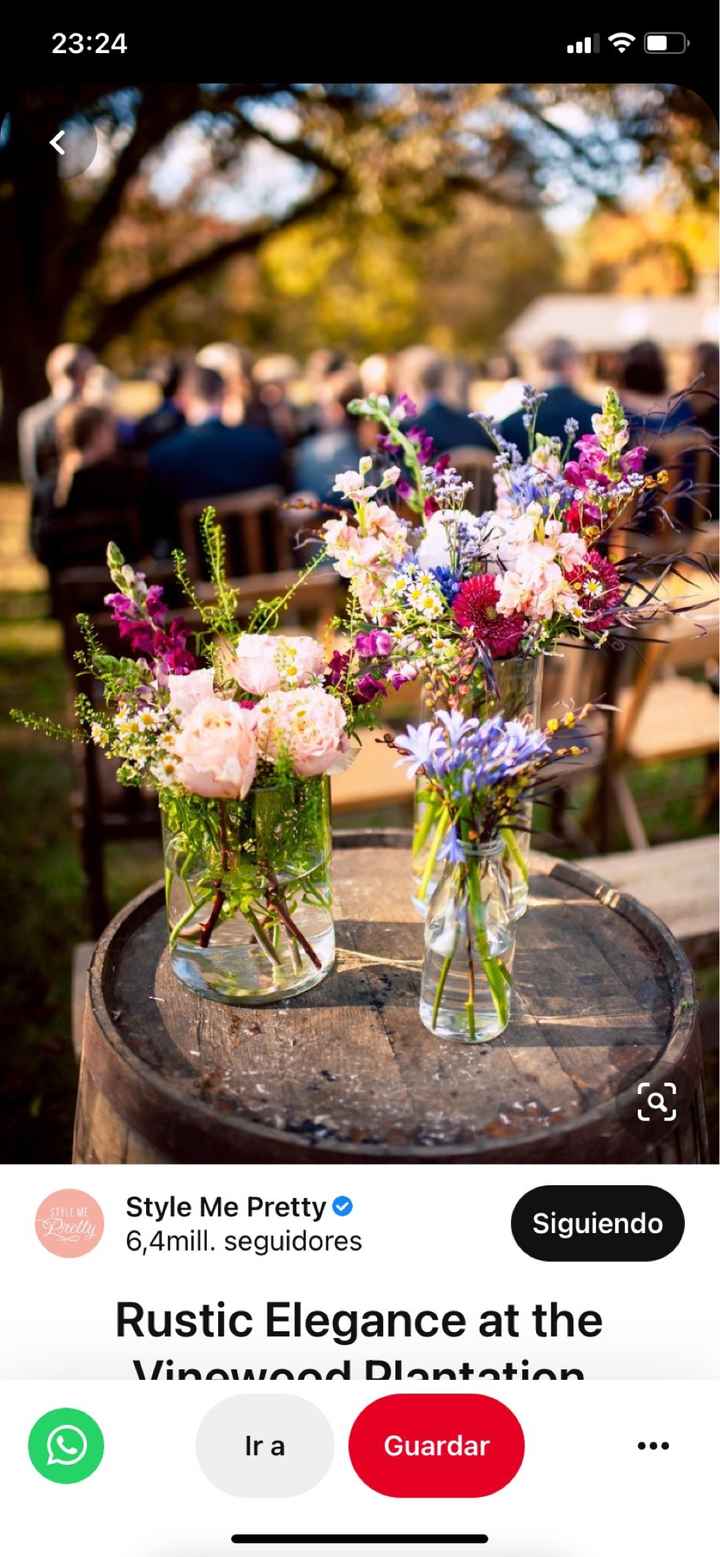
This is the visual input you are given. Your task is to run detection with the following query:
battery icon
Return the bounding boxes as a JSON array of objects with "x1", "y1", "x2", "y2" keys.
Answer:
[{"x1": 644, "y1": 32, "x2": 688, "y2": 52}]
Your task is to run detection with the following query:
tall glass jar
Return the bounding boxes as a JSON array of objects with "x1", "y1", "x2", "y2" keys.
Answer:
[
  {"x1": 419, "y1": 837, "x2": 515, "y2": 1041},
  {"x1": 413, "y1": 655, "x2": 544, "y2": 920},
  {"x1": 161, "y1": 776, "x2": 334, "y2": 1004}
]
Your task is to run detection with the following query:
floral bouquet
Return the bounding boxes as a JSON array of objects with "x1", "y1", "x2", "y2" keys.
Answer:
[
  {"x1": 13, "y1": 513, "x2": 382, "y2": 1006},
  {"x1": 395, "y1": 705, "x2": 589, "y2": 1041},
  {"x1": 309, "y1": 384, "x2": 698, "y2": 916},
  {"x1": 324, "y1": 384, "x2": 678, "y2": 689}
]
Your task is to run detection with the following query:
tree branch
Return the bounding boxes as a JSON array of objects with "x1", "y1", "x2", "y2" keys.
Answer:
[
  {"x1": 229, "y1": 105, "x2": 348, "y2": 179},
  {"x1": 88, "y1": 171, "x2": 346, "y2": 350},
  {"x1": 56, "y1": 85, "x2": 206, "y2": 293}
]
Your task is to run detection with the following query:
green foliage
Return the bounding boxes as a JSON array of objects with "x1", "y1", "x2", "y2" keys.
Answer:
[
  {"x1": 249, "y1": 548, "x2": 327, "y2": 633},
  {"x1": 198, "y1": 509, "x2": 240, "y2": 636},
  {"x1": 9, "y1": 708, "x2": 83, "y2": 744},
  {"x1": 161, "y1": 778, "x2": 332, "y2": 960}
]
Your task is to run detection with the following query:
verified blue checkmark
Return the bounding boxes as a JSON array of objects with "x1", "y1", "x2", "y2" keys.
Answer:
[{"x1": 332, "y1": 1195, "x2": 353, "y2": 1216}]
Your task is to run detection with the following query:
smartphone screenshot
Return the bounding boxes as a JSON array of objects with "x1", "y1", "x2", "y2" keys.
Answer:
[{"x1": 1, "y1": 20, "x2": 718, "y2": 1555}]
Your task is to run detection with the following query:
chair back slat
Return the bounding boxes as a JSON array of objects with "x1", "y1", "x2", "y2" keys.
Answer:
[
  {"x1": 446, "y1": 446, "x2": 496, "y2": 515},
  {"x1": 179, "y1": 485, "x2": 285, "y2": 578}
]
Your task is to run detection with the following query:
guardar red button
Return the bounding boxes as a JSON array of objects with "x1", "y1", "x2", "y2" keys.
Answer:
[{"x1": 349, "y1": 1394, "x2": 524, "y2": 1497}]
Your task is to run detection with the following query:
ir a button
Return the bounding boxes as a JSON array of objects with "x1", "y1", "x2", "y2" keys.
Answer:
[{"x1": 349, "y1": 1394, "x2": 524, "y2": 1497}]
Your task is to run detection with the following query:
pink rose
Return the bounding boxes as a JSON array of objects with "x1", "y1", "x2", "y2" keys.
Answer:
[
  {"x1": 166, "y1": 667, "x2": 215, "y2": 715},
  {"x1": 255, "y1": 686, "x2": 353, "y2": 778},
  {"x1": 232, "y1": 633, "x2": 325, "y2": 695},
  {"x1": 173, "y1": 696, "x2": 257, "y2": 799}
]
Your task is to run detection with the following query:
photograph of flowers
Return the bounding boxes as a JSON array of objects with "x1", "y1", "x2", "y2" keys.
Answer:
[{"x1": 1, "y1": 80, "x2": 717, "y2": 1165}]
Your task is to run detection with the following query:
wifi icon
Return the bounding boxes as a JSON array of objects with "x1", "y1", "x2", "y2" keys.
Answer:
[{"x1": 608, "y1": 31, "x2": 636, "y2": 51}]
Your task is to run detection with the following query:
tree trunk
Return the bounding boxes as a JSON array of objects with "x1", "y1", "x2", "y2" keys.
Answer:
[{"x1": 0, "y1": 95, "x2": 73, "y2": 474}]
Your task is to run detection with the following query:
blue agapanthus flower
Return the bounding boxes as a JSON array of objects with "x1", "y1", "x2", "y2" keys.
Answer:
[
  {"x1": 438, "y1": 825, "x2": 467, "y2": 864},
  {"x1": 395, "y1": 720, "x2": 443, "y2": 779},
  {"x1": 397, "y1": 711, "x2": 551, "y2": 793}
]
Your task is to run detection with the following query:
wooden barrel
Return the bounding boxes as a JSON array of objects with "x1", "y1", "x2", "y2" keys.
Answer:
[{"x1": 74, "y1": 832, "x2": 705, "y2": 1164}]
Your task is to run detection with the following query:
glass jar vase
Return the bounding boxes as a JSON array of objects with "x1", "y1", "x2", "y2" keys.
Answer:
[
  {"x1": 413, "y1": 654, "x2": 544, "y2": 921},
  {"x1": 419, "y1": 837, "x2": 515, "y2": 1041},
  {"x1": 161, "y1": 776, "x2": 334, "y2": 1004}
]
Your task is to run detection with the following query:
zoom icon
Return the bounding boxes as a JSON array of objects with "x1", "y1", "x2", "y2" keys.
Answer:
[
  {"x1": 637, "y1": 1081, "x2": 678, "y2": 1125},
  {"x1": 618, "y1": 1066, "x2": 693, "y2": 1148}
]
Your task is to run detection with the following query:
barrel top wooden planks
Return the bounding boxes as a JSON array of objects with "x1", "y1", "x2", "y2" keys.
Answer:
[{"x1": 75, "y1": 833, "x2": 703, "y2": 1165}]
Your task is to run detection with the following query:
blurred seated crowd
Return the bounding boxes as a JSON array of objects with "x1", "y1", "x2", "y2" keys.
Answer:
[{"x1": 19, "y1": 333, "x2": 718, "y2": 589}]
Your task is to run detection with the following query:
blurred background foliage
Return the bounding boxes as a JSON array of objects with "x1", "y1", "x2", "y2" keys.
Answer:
[{"x1": 2, "y1": 80, "x2": 717, "y2": 453}]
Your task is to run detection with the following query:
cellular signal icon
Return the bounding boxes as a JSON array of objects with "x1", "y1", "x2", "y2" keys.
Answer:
[
  {"x1": 567, "y1": 33, "x2": 600, "y2": 53},
  {"x1": 608, "y1": 31, "x2": 636, "y2": 51}
]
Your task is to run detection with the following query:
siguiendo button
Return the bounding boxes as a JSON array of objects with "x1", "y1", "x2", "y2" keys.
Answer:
[
  {"x1": 511, "y1": 1185, "x2": 685, "y2": 1261},
  {"x1": 349, "y1": 1394, "x2": 524, "y2": 1497}
]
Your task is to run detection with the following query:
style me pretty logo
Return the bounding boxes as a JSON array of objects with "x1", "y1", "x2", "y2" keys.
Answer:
[{"x1": 35, "y1": 1190, "x2": 104, "y2": 1258}]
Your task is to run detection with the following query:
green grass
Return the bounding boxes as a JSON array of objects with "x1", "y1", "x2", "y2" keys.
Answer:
[{"x1": 0, "y1": 480, "x2": 715, "y2": 1162}]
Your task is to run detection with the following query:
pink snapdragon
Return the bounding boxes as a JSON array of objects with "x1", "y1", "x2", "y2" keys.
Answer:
[{"x1": 104, "y1": 550, "x2": 196, "y2": 676}]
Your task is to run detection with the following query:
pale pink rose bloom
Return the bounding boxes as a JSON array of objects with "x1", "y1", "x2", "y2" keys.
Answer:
[
  {"x1": 233, "y1": 633, "x2": 324, "y2": 695},
  {"x1": 166, "y1": 667, "x2": 215, "y2": 715},
  {"x1": 255, "y1": 686, "x2": 352, "y2": 778},
  {"x1": 173, "y1": 696, "x2": 257, "y2": 799}
]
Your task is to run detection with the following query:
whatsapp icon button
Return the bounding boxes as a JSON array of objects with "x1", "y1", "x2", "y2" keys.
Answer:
[{"x1": 28, "y1": 1408, "x2": 104, "y2": 1484}]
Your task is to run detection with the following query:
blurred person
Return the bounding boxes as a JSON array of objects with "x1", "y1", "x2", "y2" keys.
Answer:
[
  {"x1": 302, "y1": 350, "x2": 353, "y2": 436},
  {"x1": 359, "y1": 353, "x2": 392, "y2": 398},
  {"x1": 196, "y1": 341, "x2": 253, "y2": 426},
  {"x1": 132, "y1": 356, "x2": 188, "y2": 451},
  {"x1": 82, "y1": 364, "x2": 137, "y2": 447},
  {"x1": 252, "y1": 353, "x2": 301, "y2": 444},
  {"x1": 499, "y1": 338, "x2": 600, "y2": 455},
  {"x1": 619, "y1": 340, "x2": 694, "y2": 433},
  {"x1": 31, "y1": 403, "x2": 145, "y2": 576},
  {"x1": 292, "y1": 371, "x2": 366, "y2": 505},
  {"x1": 18, "y1": 342, "x2": 95, "y2": 487},
  {"x1": 479, "y1": 349, "x2": 524, "y2": 420},
  {"x1": 397, "y1": 347, "x2": 494, "y2": 453},
  {"x1": 146, "y1": 364, "x2": 285, "y2": 552},
  {"x1": 81, "y1": 363, "x2": 119, "y2": 407},
  {"x1": 690, "y1": 341, "x2": 719, "y2": 441}
]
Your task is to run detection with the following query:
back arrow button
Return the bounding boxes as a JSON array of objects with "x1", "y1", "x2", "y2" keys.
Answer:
[{"x1": 50, "y1": 131, "x2": 66, "y2": 156}]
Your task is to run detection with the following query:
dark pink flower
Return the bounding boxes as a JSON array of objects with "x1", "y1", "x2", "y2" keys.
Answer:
[
  {"x1": 355, "y1": 629, "x2": 393, "y2": 658},
  {"x1": 393, "y1": 393, "x2": 418, "y2": 419},
  {"x1": 355, "y1": 672, "x2": 387, "y2": 704},
  {"x1": 324, "y1": 650, "x2": 351, "y2": 687},
  {"x1": 452, "y1": 574, "x2": 527, "y2": 659}
]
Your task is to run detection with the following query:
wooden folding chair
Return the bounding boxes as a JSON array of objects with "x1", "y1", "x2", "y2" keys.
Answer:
[
  {"x1": 447, "y1": 446, "x2": 497, "y2": 515},
  {"x1": 196, "y1": 567, "x2": 343, "y2": 636},
  {"x1": 605, "y1": 600, "x2": 720, "y2": 849},
  {"x1": 179, "y1": 485, "x2": 284, "y2": 578}
]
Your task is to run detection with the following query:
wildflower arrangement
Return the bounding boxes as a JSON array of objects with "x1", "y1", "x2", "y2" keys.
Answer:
[
  {"x1": 315, "y1": 385, "x2": 674, "y2": 712},
  {"x1": 12, "y1": 513, "x2": 383, "y2": 1003},
  {"x1": 396, "y1": 705, "x2": 589, "y2": 1038}
]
